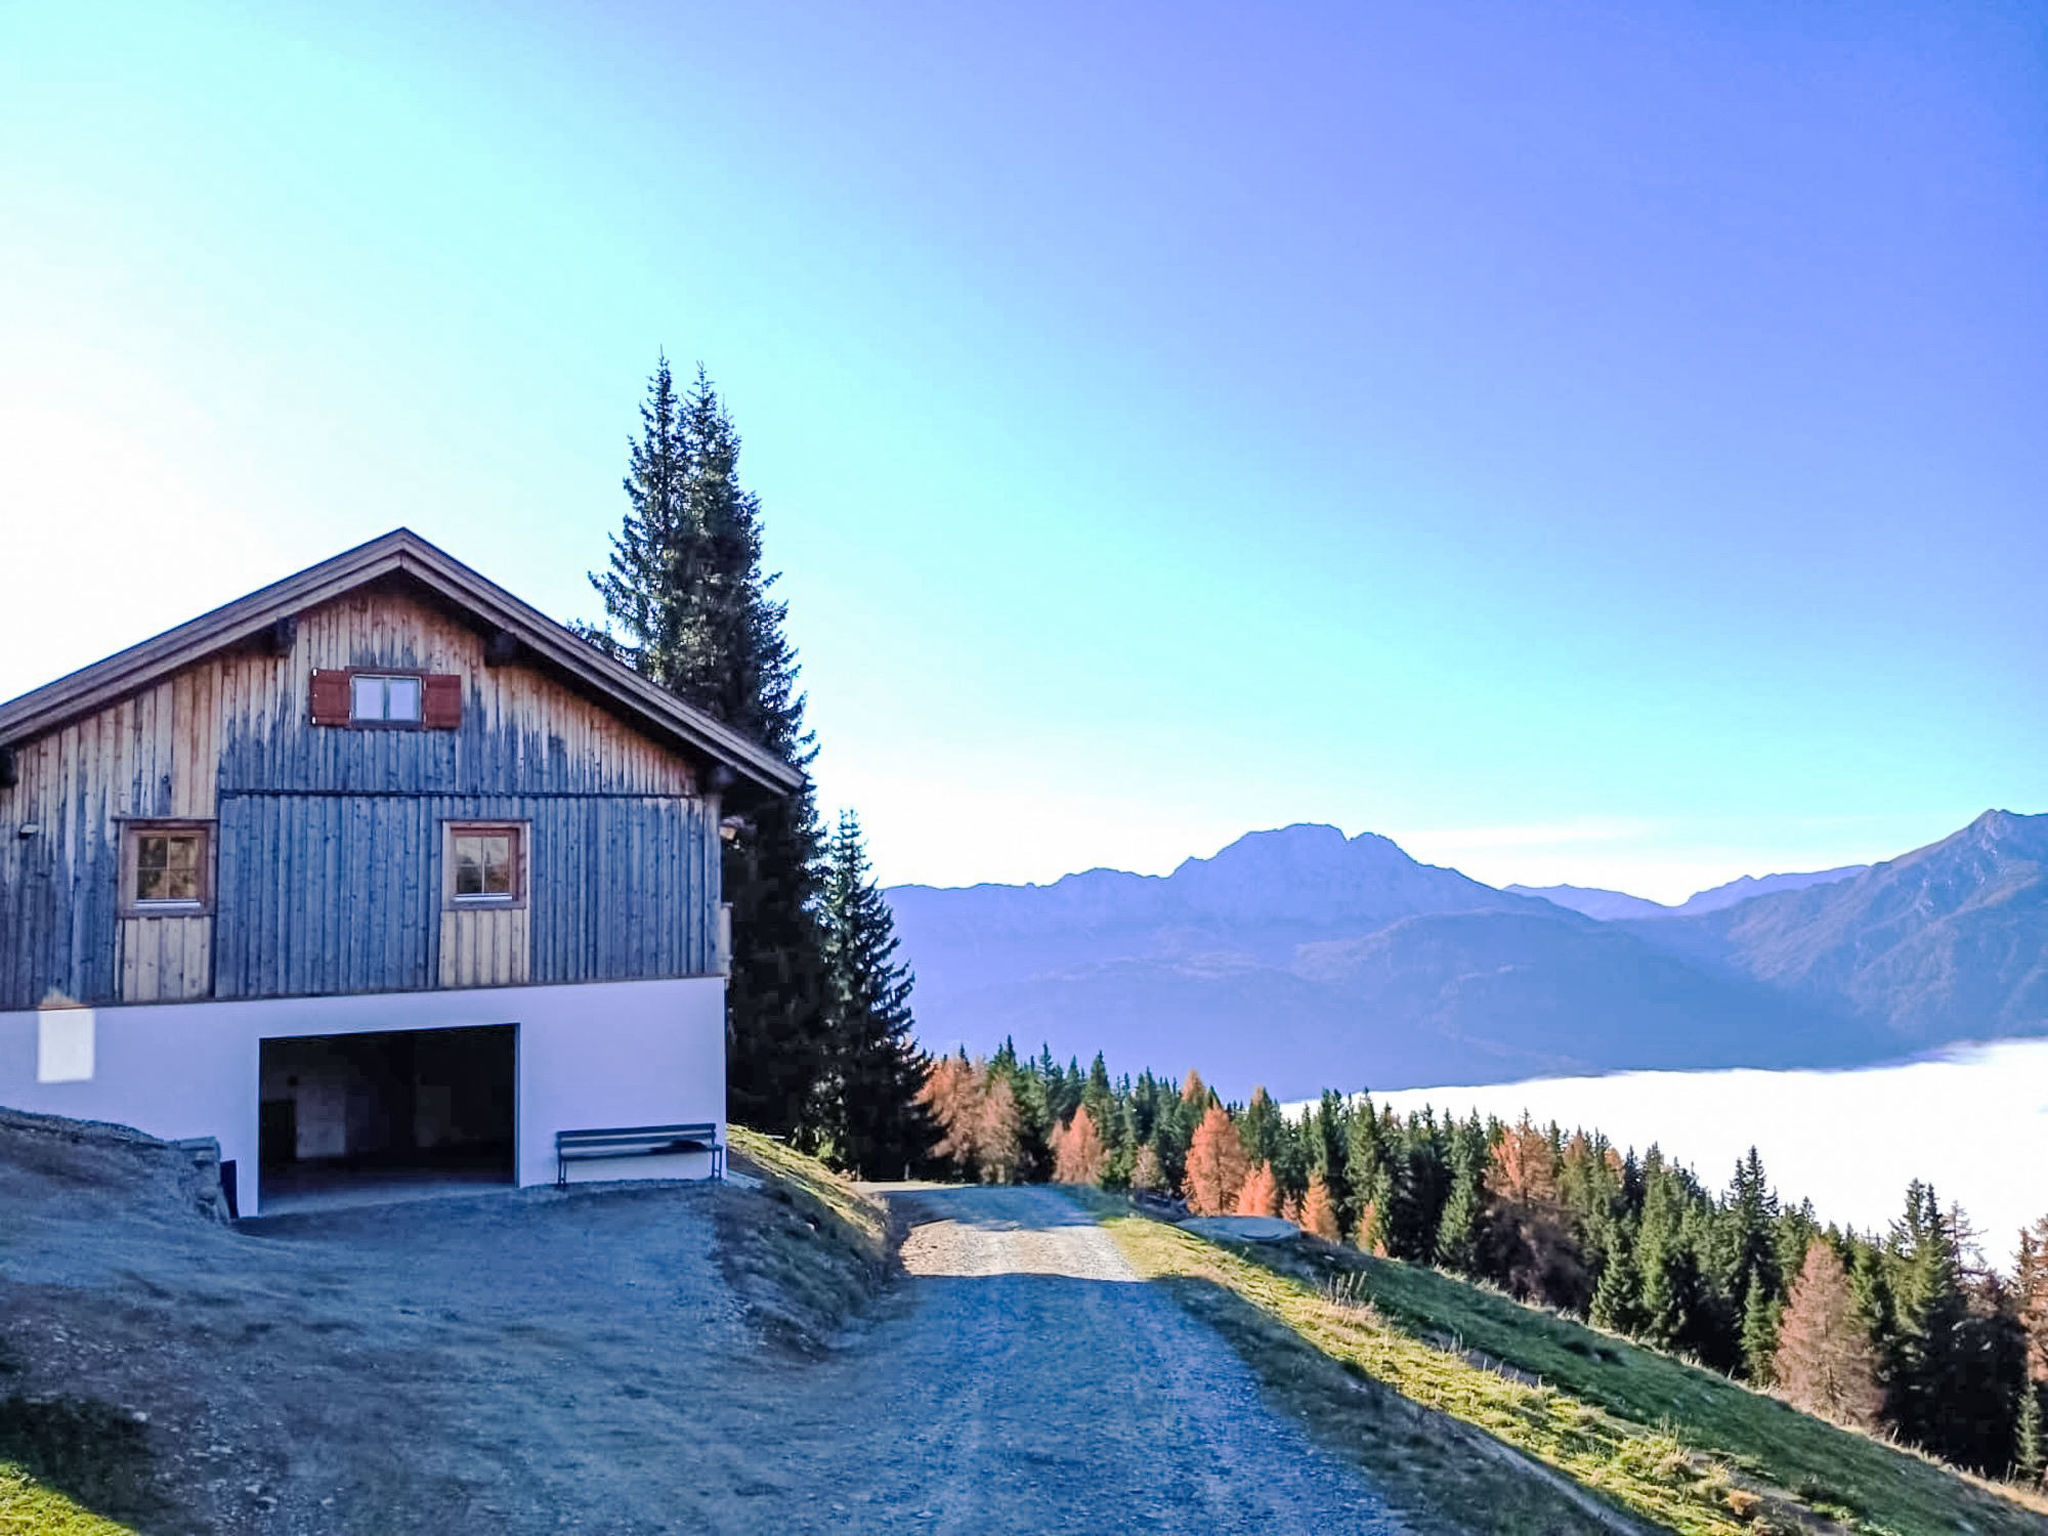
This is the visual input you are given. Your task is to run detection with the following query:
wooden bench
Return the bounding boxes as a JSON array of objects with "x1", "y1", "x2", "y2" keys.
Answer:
[{"x1": 555, "y1": 1123, "x2": 725, "y2": 1186}]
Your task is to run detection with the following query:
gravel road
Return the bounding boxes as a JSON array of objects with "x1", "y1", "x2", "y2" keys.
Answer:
[{"x1": 782, "y1": 1183, "x2": 1409, "y2": 1534}]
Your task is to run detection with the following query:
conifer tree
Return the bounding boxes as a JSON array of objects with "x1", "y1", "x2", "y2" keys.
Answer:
[
  {"x1": 976, "y1": 1073, "x2": 1024, "y2": 1184},
  {"x1": 1719, "y1": 1149, "x2": 1783, "y2": 1352},
  {"x1": 815, "y1": 809, "x2": 927, "y2": 1177},
  {"x1": 1301, "y1": 1172, "x2": 1343, "y2": 1241},
  {"x1": 1637, "y1": 1176, "x2": 1704, "y2": 1352},
  {"x1": 1081, "y1": 1053, "x2": 1114, "y2": 1128},
  {"x1": 1741, "y1": 1277, "x2": 1783, "y2": 1385},
  {"x1": 1341, "y1": 1094, "x2": 1386, "y2": 1237},
  {"x1": 1309, "y1": 1090, "x2": 1352, "y2": 1223},
  {"x1": 1235, "y1": 1161, "x2": 1282, "y2": 1218},
  {"x1": 1775, "y1": 1241, "x2": 1884, "y2": 1430},
  {"x1": 1051, "y1": 1105, "x2": 1108, "y2": 1186},
  {"x1": 1591, "y1": 1223, "x2": 1643, "y2": 1336},
  {"x1": 1356, "y1": 1165, "x2": 1396, "y2": 1256},
  {"x1": 1434, "y1": 1117, "x2": 1488, "y2": 1275},
  {"x1": 2017, "y1": 1383, "x2": 2044, "y2": 1488},
  {"x1": 1184, "y1": 1103, "x2": 1250, "y2": 1216},
  {"x1": 918, "y1": 1053, "x2": 983, "y2": 1178},
  {"x1": 1239, "y1": 1088, "x2": 1283, "y2": 1171},
  {"x1": 1890, "y1": 1181, "x2": 1971, "y2": 1455},
  {"x1": 588, "y1": 360, "x2": 827, "y2": 1136}
]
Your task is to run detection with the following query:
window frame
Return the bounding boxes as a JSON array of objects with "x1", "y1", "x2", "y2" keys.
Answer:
[
  {"x1": 117, "y1": 819, "x2": 215, "y2": 916},
  {"x1": 444, "y1": 821, "x2": 528, "y2": 909},
  {"x1": 348, "y1": 670, "x2": 426, "y2": 728}
]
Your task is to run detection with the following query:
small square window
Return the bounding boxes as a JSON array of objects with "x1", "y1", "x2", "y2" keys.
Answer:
[
  {"x1": 448, "y1": 825, "x2": 522, "y2": 904},
  {"x1": 123, "y1": 823, "x2": 211, "y2": 912},
  {"x1": 351, "y1": 674, "x2": 421, "y2": 723}
]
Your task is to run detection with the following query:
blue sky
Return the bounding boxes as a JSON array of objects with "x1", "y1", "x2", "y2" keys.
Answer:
[{"x1": 2, "y1": 2, "x2": 2042, "y2": 899}]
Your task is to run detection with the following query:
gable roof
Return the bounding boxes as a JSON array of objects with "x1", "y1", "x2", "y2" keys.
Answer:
[{"x1": 0, "y1": 528, "x2": 802, "y2": 802}]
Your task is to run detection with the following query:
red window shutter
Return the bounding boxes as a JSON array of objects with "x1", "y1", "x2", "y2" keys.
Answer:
[
  {"x1": 309, "y1": 670, "x2": 351, "y2": 726},
  {"x1": 423, "y1": 674, "x2": 464, "y2": 730}
]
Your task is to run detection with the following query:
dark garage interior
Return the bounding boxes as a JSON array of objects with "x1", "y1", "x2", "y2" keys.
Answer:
[{"x1": 258, "y1": 1024, "x2": 516, "y2": 1208}]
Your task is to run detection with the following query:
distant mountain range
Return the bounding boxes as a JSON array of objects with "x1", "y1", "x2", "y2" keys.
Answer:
[
  {"x1": 885, "y1": 811, "x2": 2048, "y2": 1100},
  {"x1": 1506, "y1": 866, "x2": 1867, "y2": 922}
]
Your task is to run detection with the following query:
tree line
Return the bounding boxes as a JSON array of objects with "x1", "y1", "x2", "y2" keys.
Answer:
[
  {"x1": 584, "y1": 359, "x2": 929, "y2": 1177},
  {"x1": 918, "y1": 1043, "x2": 2048, "y2": 1486}
]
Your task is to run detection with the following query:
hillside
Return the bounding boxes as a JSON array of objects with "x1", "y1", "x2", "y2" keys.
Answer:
[
  {"x1": 1103, "y1": 1205, "x2": 2048, "y2": 1536},
  {"x1": 889, "y1": 814, "x2": 2043, "y2": 1095},
  {"x1": 1632, "y1": 809, "x2": 2048, "y2": 1046}
]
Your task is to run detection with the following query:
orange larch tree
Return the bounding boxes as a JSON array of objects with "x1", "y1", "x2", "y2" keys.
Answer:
[
  {"x1": 1486, "y1": 1115, "x2": 1561, "y2": 1205},
  {"x1": 1051, "y1": 1105, "x2": 1109, "y2": 1186},
  {"x1": 1300, "y1": 1172, "x2": 1342, "y2": 1240},
  {"x1": 1235, "y1": 1160, "x2": 1281, "y2": 1217},
  {"x1": 1774, "y1": 1241, "x2": 1884, "y2": 1429},
  {"x1": 1183, "y1": 1103, "x2": 1250, "y2": 1215},
  {"x1": 976, "y1": 1072, "x2": 1024, "y2": 1184},
  {"x1": 916, "y1": 1054, "x2": 984, "y2": 1178}
]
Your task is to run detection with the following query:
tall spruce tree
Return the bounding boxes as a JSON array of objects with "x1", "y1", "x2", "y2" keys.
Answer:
[
  {"x1": 2018, "y1": 1384, "x2": 2045, "y2": 1487},
  {"x1": 1889, "y1": 1182, "x2": 1971, "y2": 1458},
  {"x1": 588, "y1": 359, "x2": 828, "y2": 1136},
  {"x1": 816, "y1": 809, "x2": 929, "y2": 1178}
]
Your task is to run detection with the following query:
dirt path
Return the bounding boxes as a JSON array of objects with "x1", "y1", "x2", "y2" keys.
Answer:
[{"x1": 772, "y1": 1184, "x2": 1409, "y2": 1534}]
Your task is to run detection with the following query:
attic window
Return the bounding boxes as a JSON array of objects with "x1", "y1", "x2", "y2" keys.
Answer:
[{"x1": 352, "y1": 674, "x2": 421, "y2": 723}]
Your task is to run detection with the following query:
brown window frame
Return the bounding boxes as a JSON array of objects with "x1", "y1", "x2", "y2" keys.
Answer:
[
  {"x1": 444, "y1": 821, "x2": 528, "y2": 910},
  {"x1": 310, "y1": 668, "x2": 464, "y2": 730},
  {"x1": 347, "y1": 670, "x2": 427, "y2": 728},
  {"x1": 117, "y1": 819, "x2": 216, "y2": 916}
]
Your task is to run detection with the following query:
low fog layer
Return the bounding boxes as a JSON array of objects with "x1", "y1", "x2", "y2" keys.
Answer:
[{"x1": 1360, "y1": 1039, "x2": 2048, "y2": 1267}]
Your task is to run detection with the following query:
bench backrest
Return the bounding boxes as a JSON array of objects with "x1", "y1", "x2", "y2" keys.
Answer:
[{"x1": 557, "y1": 1123, "x2": 719, "y2": 1153}]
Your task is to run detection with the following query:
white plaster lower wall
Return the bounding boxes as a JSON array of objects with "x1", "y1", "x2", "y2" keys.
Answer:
[{"x1": 0, "y1": 977, "x2": 726, "y2": 1214}]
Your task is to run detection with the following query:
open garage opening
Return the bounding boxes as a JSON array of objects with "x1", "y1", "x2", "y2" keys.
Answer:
[{"x1": 258, "y1": 1024, "x2": 516, "y2": 1212}]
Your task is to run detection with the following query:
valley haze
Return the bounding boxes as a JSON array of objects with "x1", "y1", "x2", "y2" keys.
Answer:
[{"x1": 887, "y1": 808, "x2": 2048, "y2": 1101}]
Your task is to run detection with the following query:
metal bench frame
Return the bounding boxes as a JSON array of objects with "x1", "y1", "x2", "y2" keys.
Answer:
[{"x1": 555, "y1": 1122, "x2": 725, "y2": 1187}]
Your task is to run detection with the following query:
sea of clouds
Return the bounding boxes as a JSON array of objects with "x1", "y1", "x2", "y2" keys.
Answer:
[{"x1": 1321, "y1": 1038, "x2": 2048, "y2": 1269}]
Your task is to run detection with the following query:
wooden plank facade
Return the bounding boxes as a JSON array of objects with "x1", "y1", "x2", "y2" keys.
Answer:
[{"x1": 0, "y1": 579, "x2": 726, "y2": 1011}]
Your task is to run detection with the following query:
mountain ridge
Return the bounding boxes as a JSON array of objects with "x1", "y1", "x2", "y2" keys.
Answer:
[
  {"x1": 886, "y1": 812, "x2": 2048, "y2": 1098},
  {"x1": 1507, "y1": 865, "x2": 1868, "y2": 921}
]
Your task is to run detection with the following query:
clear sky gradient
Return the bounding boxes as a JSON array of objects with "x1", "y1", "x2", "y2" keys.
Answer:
[{"x1": 3, "y1": 2, "x2": 2042, "y2": 900}]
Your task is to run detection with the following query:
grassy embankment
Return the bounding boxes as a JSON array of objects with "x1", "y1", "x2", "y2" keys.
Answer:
[
  {"x1": 1098, "y1": 1203, "x2": 2048, "y2": 1536},
  {"x1": 719, "y1": 1125, "x2": 894, "y2": 1352}
]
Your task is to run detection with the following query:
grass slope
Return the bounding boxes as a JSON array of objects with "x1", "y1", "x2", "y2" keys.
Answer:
[
  {"x1": 0, "y1": 1465, "x2": 137, "y2": 1536},
  {"x1": 0, "y1": 1396, "x2": 154, "y2": 1536},
  {"x1": 720, "y1": 1126, "x2": 893, "y2": 1352},
  {"x1": 1100, "y1": 1207, "x2": 2048, "y2": 1536}
]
